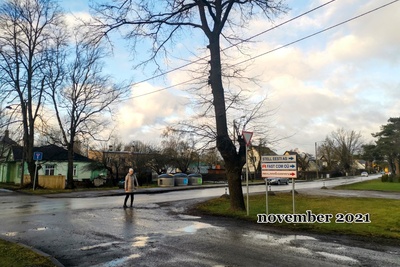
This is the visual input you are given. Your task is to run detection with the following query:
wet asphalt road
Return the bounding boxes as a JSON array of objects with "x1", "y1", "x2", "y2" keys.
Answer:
[{"x1": 1, "y1": 176, "x2": 400, "y2": 267}]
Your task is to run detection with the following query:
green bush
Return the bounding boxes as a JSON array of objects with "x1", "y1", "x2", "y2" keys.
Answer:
[{"x1": 381, "y1": 174, "x2": 389, "y2": 182}]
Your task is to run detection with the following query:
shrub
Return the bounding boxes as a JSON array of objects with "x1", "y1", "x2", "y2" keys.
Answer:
[{"x1": 381, "y1": 174, "x2": 389, "y2": 182}]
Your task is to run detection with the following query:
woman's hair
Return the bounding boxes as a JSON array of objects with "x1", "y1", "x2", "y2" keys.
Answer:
[{"x1": 129, "y1": 168, "x2": 134, "y2": 172}]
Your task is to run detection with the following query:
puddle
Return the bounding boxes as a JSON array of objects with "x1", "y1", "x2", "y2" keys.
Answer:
[
  {"x1": 3, "y1": 232, "x2": 18, "y2": 237},
  {"x1": 316, "y1": 251, "x2": 359, "y2": 264},
  {"x1": 132, "y1": 236, "x2": 148, "y2": 247},
  {"x1": 253, "y1": 233, "x2": 317, "y2": 244},
  {"x1": 91, "y1": 254, "x2": 140, "y2": 267},
  {"x1": 178, "y1": 214, "x2": 201, "y2": 220},
  {"x1": 180, "y1": 222, "x2": 215, "y2": 233},
  {"x1": 80, "y1": 241, "x2": 122, "y2": 251}
]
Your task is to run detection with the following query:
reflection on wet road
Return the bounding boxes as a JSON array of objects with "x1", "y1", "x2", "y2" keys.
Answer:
[{"x1": 1, "y1": 175, "x2": 399, "y2": 266}]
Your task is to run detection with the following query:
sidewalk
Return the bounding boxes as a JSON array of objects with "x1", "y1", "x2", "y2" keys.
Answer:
[{"x1": 41, "y1": 182, "x2": 234, "y2": 198}]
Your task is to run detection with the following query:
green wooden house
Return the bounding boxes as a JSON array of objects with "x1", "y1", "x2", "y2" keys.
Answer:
[{"x1": 0, "y1": 133, "x2": 106, "y2": 185}]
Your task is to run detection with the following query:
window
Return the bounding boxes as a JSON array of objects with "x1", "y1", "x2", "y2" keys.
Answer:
[{"x1": 45, "y1": 164, "x2": 55, "y2": 175}]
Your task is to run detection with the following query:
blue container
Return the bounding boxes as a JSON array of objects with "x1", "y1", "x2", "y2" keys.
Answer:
[{"x1": 173, "y1": 173, "x2": 188, "y2": 186}]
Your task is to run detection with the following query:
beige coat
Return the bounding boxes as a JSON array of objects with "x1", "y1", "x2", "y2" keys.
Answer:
[{"x1": 124, "y1": 173, "x2": 139, "y2": 193}]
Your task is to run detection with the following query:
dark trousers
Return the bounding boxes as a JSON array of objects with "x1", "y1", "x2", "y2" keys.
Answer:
[{"x1": 124, "y1": 193, "x2": 134, "y2": 207}]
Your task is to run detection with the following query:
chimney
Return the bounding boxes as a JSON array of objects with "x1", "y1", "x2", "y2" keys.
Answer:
[
  {"x1": 108, "y1": 145, "x2": 113, "y2": 151},
  {"x1": 4, "y1": 129, "x2": 9, "y2": 138}
]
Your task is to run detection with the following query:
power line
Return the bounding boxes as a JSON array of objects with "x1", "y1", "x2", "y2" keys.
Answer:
[
  {"x1": 126, "y1": 0, "x2": 399, "y2": 100},
  {"x1": 127, "y1": 0, "x2": 337, "y2": 87},
  {"x1": 237, "y1": 0, "x2": 399, "y2": 65}
]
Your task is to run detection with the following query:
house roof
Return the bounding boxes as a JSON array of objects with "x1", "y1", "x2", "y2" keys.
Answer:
[
  {"x1": 284, "y1": 151, "x2": 298, "y2": 156},
  {"x1": 12, "y1": 144, "x2": 91, "y2": 162},
  {"x1": 0, "y1": 134, "x2": 19, "y2": 146}
]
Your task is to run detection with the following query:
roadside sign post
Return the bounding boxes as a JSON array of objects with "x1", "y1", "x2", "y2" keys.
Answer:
[
  {"x1": 33, "y1": 152, "x2": 43, "y2": 190},
  {"x1": 242, "y1": 131, "x2": 253, "y2": 216},
  {"x1": 261, "y1": 155, "x2": 297, "y2": 214},
  {"x1": 265, "y1": 178, "x2": 268, "y2": 215},
  {"x1": 292, "y1": 178, "x2": 295, "y2": 214}
]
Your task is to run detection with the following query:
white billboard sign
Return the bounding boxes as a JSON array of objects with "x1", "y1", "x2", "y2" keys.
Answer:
[{"x1": 261, "y1": 154, "x2": 298, "y2": 178}]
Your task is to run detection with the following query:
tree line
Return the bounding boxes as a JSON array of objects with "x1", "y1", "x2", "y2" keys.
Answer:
[
  {"x1": 1, "y1": 0, "x2": 288, "y2": 211},
  {"x1": 0, "y1": 0, "x2": 129, "y2": 189},
  {"x1": 88, "y1": 133, "x2": 224, "y2": 185},
  {"x1": 363, "y1": 117, "x2": 400, "y2": 178}
]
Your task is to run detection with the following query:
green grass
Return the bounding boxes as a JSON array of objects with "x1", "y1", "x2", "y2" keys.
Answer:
[
  {"x1": 0, "y1": 239, "x2": 56, "y2": 267},
  {"x1": 333, "y1": 178, "x2": 400, "y2": 191},
  {"x1": 195, "y1": 193, "x2": 400, "y2": 241}
]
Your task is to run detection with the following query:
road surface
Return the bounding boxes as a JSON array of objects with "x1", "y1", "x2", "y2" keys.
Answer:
[{"x1": 1, "y1": 174, "x2": 399, "y2": 266}]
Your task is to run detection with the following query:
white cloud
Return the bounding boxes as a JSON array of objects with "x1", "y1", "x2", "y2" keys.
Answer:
[
  {"x1": 222, "y1": 0, "x2": 400, "y2": 154},
  {"x1": 61, "y1": 0, "x2": 400, "y2": 155},
  {"x1": 114, "y1": 83, "x2": 190, "y2": 143}
]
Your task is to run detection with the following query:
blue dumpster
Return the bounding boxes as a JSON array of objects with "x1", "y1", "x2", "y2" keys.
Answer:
[{"x1": 173, "y1": 173, "x2": 188, "y2": 186}]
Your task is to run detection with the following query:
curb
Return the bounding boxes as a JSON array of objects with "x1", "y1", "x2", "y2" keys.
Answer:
[
  {"x1": 1, "y1": 236, "x2": 64, "y2": 267},
  {"x1": 18, "y1": 180, "x2": 314, "y2": 198},
  {"x1": 41, "y1": 182, "x2": 270, "y2": 198}
]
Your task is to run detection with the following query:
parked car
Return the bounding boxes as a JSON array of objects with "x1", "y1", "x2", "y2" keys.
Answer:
[
  {"x1": 266, "y1": 177, "x2": 289, "y2": 185},
  {"x1": 361, "y1": 171, "x2": 368, "y2": 177},
  {"x1": 118, "y1": 180, "x2": 125, "y2": 188}
]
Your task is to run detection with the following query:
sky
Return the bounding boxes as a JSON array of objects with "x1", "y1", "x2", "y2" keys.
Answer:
[{"x1": 61, "y1": 0, "x2": 400, "y2": 155}]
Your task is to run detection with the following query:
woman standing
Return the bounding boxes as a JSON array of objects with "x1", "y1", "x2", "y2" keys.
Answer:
[{"x1": 124, "y1": 168, "x2": 139, "y2": 208}]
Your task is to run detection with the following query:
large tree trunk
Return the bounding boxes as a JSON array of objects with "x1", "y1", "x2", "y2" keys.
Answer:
[
  {"x1": 224, "y1": 151, "x2": 246, "y2": 211},
  {"x1": 66, "y1": 141, "x2": 76, "y2": 189},
  {"x1": 209, "y1": 35, "x2": 246, "y2": 211},
  {"x1": 23, "y1": 102, "x2": 37, "y2": 187}
]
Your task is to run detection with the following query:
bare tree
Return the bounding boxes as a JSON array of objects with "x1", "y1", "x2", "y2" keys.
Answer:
[
  {"x1": 91, "y1": 0, "x2": 286, "y2": 210},
  {"x1": 324, "y1": 128, "x2": 363, "y2": 175},
  {"x1": 0, "y1": 0, "x2": 66, "y2": 186},
  {"x1": 161, "y1": 131, "x2": 198, "y2": 174},
  {"x1": 45, "y1": 35, "x2": 129, "y2": 189}
]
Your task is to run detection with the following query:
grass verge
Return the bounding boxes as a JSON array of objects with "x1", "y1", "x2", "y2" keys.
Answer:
[
  {"x1": 0, "y1": 239, "x2": 56, "y2": 267},
  {"x1": 195, "y1": 192, "x2": 400, "y2": 241},
  {"x1": 333, "y1": 178, "x2": 400, "y2": 191}
]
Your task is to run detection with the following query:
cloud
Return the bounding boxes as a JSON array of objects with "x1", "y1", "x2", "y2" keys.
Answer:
[
  {"x1": 115, "y1": 82, "x2": 190, "y2": 142},
  {"x1": 221, "y1": 0, "x2": 400, "y2": 154},
  {"x1": 81, "y1": 0, "x2": 400, "y2": 155}
]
